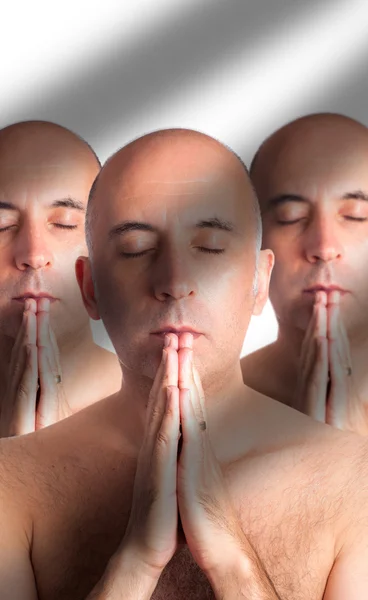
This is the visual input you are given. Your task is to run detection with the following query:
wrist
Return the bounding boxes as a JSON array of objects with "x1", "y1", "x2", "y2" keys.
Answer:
[
  {"x1": 205, "y1": 553, "x2": 252, "y2": 598},
  {"x1": 99, "y1": 546, "x2": 162, "y2": 600},
  {"x1": 206, "y1": 552, "x2": 278, "y2": 600}
]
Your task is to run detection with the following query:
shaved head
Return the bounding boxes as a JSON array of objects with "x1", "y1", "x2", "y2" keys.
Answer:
[
  {"x1": 0, "y1": 120, "x2": 101, "y2": 342},
  {"x1": 250, "y1": 113, "x2": 368, "y2": 189},
  {"x1": 86, "y1": 128, "x2": 261, "y2": 255},
  {"x1": 252, "y1": 112, "x2": 368, "y2": 337},
  {"x1": 0, "y1": 120, "x2": 100, "y2": 172},
  {"x1": 79, "y1": 128, "x2": 272, "y2": 393}
]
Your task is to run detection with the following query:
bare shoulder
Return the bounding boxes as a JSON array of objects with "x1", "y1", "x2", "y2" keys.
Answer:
[
  {"x1": 240, "y1": 344, "x2": 274, "y2": 377},
  {"x1": 225, "y1": 388, "x2": 368, "y2": 541}
]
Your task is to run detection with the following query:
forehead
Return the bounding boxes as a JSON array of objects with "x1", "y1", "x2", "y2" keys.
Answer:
[
  {"x1": 0, "y1": 143, "x2": 95, "y2": 205},
  {"x1": 98, "y1": 140, "x2": 251, "y2": 228},
  {"x1": 255, "y1": 125, "x2": 368, "y2": 204}
]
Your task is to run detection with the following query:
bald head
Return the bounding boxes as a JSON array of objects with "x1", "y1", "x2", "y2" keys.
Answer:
[
  {"x1": 0, "y1": 120, "x2": 101, "y2": 342},
  {"x1": 250, "y1": 113, "x2": 368, "y2": 202},
  {"x1": 79, "y1": 128, "x2": 273, "y2": 389},
  {"x1": 86, "y1": 128, "x2": 261, "y2": 254},
  {"x1": 0, "y1": 120, "x2": 100, "y2": 172},
  {"x1": 252, "y1": 112, "x2": 368, "y2": 337}
]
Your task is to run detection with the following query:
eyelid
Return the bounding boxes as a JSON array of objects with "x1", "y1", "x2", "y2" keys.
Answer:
[
  {"x1": 0, "y1": 224, "x2": 16, "y2": 232},
  {"x1": 53, "y1": 223, "x2": 78, "y2": 230}
]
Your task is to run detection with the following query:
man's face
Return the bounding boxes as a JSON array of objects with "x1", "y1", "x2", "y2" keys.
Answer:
[
  {"x1": 0, "y1": 137, "x2": 97, "y2": 342},
  {"x1": 86, "y1": 137, "x2": 270, "y2": 389},
  {"x1": 256, "y1": 125, "x2": 368, "y2": 337}
]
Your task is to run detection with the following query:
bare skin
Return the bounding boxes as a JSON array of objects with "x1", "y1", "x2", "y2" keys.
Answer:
[
  {"x1": 0, "y1": 121, "x2": 122, "y2": 435},
  {"x1": 87, "y1": 333, "x2": 280, "y2": 600},
  {"x1": 0, "y1": 129, "x2": 367, "y2": 600},
  {"x1": 242, "y1": 113, "x2": 368, "y2": 433}
]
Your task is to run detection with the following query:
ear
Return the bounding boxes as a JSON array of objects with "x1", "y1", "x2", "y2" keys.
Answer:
[
  {"x1": 252, "y1": 248, "x2": 274, "y2": 316},
  {"x1": 75, "y1": 256, "x2": 101, "y2": 321}
]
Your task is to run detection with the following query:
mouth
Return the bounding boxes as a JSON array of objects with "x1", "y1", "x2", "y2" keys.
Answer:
[
  {"x1": 303, "y1": 285, "x2": 348, "y2": 296},
  {"x1": 13, "y1": 293, "x2": 57, "y2": 303},
  {"x1": 151, "y1": 327, "x2": 202, "y2": 339}
]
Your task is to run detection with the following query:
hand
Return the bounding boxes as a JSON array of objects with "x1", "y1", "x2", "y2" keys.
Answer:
[
  {"x1": 294, "y1": 291, "x2": 367, "y2": 434},
  {"x1": 176, "y1": 333, "x2": 279, "y2": 598},
  {"x1": 325, "y1": 291, "x2": 367, "y2": 434},
  {"x1": 0, "y1": 298, "x2": 70, "y2": 437},
  {"x1": 121, "y1": 334, "x2": 180, "y2": 578},
  {"x1": 86, "y1": 335, "x2": 181, "y2": 600},
  {"x1": 35, "y1": 298, "x2": 71, "y2": 429},
  {"x1": 294, "y1": 291, "x2": 329, "y2": 422},
  {"x1": 88, "y1": 334, "x2": 279, "y2": 600},
  {"x1": 176, "y1": 334, "x2": 252, "y2": 573}
]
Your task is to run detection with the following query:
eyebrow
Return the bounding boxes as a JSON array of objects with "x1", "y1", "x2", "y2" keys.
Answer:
[
  {"x1": 109, "y1": 221, "x2": 156, "y2": 239},
  {"x1": 342, "y1": 190, "x2": 368, "y2": 202},
  {"x1": 109, "y1": 217, "x2": 235, "y2": 239},
  {"x1": 0, "y1": 197, "x2": 85, "y2": 211},
  {"x1": 195, "y1": 217, "x2": 234, "y2": 232},
  {"x1": 50, "y1": 197, "x2": 85, "y2": 211},
  {"x1": 0, "y1": 201, "x2": 17, "y2": 211}
]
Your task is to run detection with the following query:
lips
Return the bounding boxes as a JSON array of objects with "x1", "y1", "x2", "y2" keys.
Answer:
[
  {"x1": 151, "y1": 327, "x2": 202, "y2": 339},
  {"x1": 303, "y1": 285, "x2": 348, "y2": 295},
  {"x1": 13, "y1": 293, "x2": 57, "y2": 302}
]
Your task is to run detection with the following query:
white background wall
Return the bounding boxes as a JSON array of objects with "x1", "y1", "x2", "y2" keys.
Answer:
[{"x1": 2, "y1": 0, "x2": 368, "y2": 355}]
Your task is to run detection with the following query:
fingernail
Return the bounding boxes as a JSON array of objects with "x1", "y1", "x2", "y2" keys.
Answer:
[{"x1": 164, "y1": 335, "x2": 170, "y2": 347}]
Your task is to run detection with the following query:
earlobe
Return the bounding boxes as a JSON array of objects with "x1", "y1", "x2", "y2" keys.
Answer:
[
  {"x1": 252, "y1": 249, "x2": 274, "y2": 316},
  {"x1": 75, "y1": 256, "x2": 101, "y2": 321}
]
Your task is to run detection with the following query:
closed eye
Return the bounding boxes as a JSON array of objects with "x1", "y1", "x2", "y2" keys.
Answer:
[
  {"x1": 0, "y1": 225, "x2": 16, "y2": 232},
  {"x1": 120, "y1": 249, "x2": 153, "y2": 258},
  {"x1": 53, "y1": 223, "x2": 78, "y2": 230},
  {"x1": 276, "y1": 218, "x2": 306, "y2": 225},
  {"x1": 197, "y1": 247, "x2": 225, "y2": 254}
]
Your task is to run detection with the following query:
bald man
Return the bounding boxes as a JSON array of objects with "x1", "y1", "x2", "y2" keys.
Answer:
[
  {"x1": 241, "y1": 113, "x2": 368, "y2": 434},
  {"x1": 0, "y1": 129, "x2": 368, "y2": 599},
  {"x1": 0, "y1": 121, "x2": 121, "y2": 435}
]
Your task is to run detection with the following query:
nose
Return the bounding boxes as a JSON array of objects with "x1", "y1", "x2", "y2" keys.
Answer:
[
  {"x1": 152, "y1": 250, "x2": 196, "y2": 301},
  {"x1": 14, "y1": 223, "x2": 53, "y2": 271},
  {"x1": 304, "y1": 213, "x2": 343, "y2": 264}
]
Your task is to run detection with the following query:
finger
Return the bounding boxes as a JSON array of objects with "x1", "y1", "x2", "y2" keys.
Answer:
[
  {"x1": 147, "y1": 334, "x2": 178, "y2": 410},
  {"x1": 299, "y1": 294, "x2": 327, "y2": 381},
  {"x1": 178, "y1": 346, "x2": 204, "y2": 423},
  {"x1": 10, "y1": 343, "x2": 38, "y2": 435},
  {"x1": 178, "y1": 332, "x2": 193, "y2": 350},
  {"x1": 37, "y1": 299, "x2": 59, "y2": 375},
  {"x1": 179, "y1": 388, "x2": 205, "y2": 473},
  {"x1": 154, "y1": 386, "x2": 180, "y2": 476},
  {"x1": 329, "y1": 294, "x2": 352, "y2": 368},
  {"x1": 327, "y1": 339, "x2": 347, "y2": 428},
  {"x1": 125, "y1": 385, "x2": 179, "y2": 572},
  {"x1": 305, "y1": 336, "x2": 329, "y2": 422},
  {"x1": 300, "y1": 291, "x2": 326, "y2": 358},
  {"x1": 49, "y1": 326, "x2": 62, "y2": 376},
  {"x1": 192, "y1": 362, "x2": 207, "y2": 421},
  {"x1": 327, "y1": 291, "x2": 340, "y2": 341},
  {"x1": 327, "y1": 293, "x2": 350, "y2": 374},
  {"x1": 146, "y1": 335, "x2": 179, "y2": 439},
  {"x1": 8, "y1": 308, "x2": 37, "y2": 399},
  {"x1": 36, "y1": 345, "x2": 63, "y2": 429}
]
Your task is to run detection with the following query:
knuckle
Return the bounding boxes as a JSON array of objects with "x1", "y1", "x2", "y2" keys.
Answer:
[
  {"x1": 156, "y1": 430, "x2": 170, "y2": 448},
  {"x1": 17, "y1": 382, "x2": 29, "y2": 398}
]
